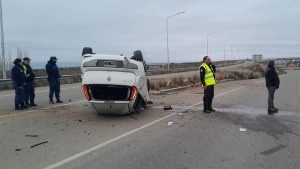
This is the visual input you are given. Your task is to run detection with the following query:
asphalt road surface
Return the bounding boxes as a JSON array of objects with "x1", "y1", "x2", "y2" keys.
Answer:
[{"x1": 0, "y1": 69, "x2": 299, "y2": 169}]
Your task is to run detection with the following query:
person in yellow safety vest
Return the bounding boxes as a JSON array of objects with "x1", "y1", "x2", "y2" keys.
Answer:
[
  {"x1": 200, "y1": 56, "x2": 216, "y2": 113},
  {"x1": 22, "y1": 57, "x2": 38, "y2": 107}
]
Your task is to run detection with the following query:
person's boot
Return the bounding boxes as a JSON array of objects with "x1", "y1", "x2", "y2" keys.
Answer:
[
  {"x1": 203, "y1": 110, "x2": 212, "y2": 113},
  {"x1": 272, "y1": 107, "x2": 279, "y2": 113},
  {"x1": 268, "y1": 108, "x2": 277, "y2": 115},
  {"x1": 208, "y1": 107, "x2": 216, "y2": 112},
  {"x1": 30, "y1": 102, "x2": 38, "y2": 107},
  {"x1": 25, "y1": 101, "x2": 32, "y2": 107},
  {"x1": 56, "y1": 99, "x2": 63, "y2": 103},
  {"x1": 20, "y1": 103, "x2": 29, "y2": 109},
  {"x1": 49, "y1": 99, "x2": 55, "y2": 104},
  {"x1": 15, "y1": 104, "x2": 24, "y2": 110}
]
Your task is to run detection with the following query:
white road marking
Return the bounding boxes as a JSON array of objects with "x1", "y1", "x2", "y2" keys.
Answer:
[
  {"x1": 0, "y1": 100, "x2": 86, "y2": 119},
  {"x1": 43, "y1": 85, "x2": 247, "y2": 169},
  {"x1": 0, "y1": 86, "x2": 81, "y2": 98}
]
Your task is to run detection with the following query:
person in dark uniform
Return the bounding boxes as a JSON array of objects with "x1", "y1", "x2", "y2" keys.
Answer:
[
  {"x1": 22, "y1": 57, "x2": 38, "y2": 107},
  {"x1": 265, "y1": 60, "x2": 280, "y2": 115},
  {"x1": 46, "y1": 56, "x2": 63, "y2": 104},
  {"x1": 200, "y1": 56, "x2": 216, "y2": 113},
  {"x1": 11, "y1": 58, "x2": 28, "y2": 110}
]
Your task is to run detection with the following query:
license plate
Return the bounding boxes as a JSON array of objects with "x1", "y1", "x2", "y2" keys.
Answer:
[{"x1": 103, "y1": 61, "x2": 117, "y2": 68}]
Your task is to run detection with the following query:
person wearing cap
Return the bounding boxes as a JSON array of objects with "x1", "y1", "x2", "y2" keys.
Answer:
[
  {"x1": 265, "y1": 60, "x2": 280, "y2": 115},
  {"x1": 45, "y1": 56, "x2": 63, "y2": 104},
  {"x1": 22, "y1": 57, "x2": 38, "y2": 107},
  {"x1": 11, "y1": 58, "x2": 28, "y2": 110}
]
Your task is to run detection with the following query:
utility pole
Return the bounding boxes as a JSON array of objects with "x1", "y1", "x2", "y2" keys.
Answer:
[
  {"x1": 0, "y1": 0, "x2": 6, "y2": 79},
  {"x1": 166, "y1": 11, "x2": 186, "y2": 70},
  {"x1": 206, "y1": 31, "x2": 218, "y2": 56}
]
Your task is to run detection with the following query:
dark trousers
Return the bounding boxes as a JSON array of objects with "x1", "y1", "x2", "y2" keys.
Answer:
[
  {"x1": 203, "y1": 85, "x2": 214, "y2": 110},
  {"x1": 14, "y1": 86, "x2": 25, "y2": 106},
  {"x1": 48, "y1": 79, "x2": 60, "y2": 100},
  {"x1": 24, "y1": 82, "x2": 35, "y2": 104},
  {"x1": 267, "y1": 87, "x2": 276, "y2": 108}
]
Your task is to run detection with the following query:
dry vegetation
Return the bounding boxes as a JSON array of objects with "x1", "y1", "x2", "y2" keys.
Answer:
[{"x1": 150, "y1": 63, "x2": 286, "y2": 91}]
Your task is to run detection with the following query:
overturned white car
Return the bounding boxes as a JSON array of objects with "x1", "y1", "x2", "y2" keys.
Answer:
[{"x1": 81, "y1": 47, "x2": 150, "y2": 115}]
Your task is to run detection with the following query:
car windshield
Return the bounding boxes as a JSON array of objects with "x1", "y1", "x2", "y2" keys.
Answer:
[{"x1": 0, "y1": 1, "x2": 299, "y2": 169}]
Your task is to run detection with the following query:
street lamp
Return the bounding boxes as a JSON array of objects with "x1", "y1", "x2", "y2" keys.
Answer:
[
  {"x1": 206, "y1": 31, "x2": 218, "y2": 56},
  {"x1": 166, "y1": 11, "x2": 186, "y2": 70},
  {"x1": 0, "y1": 0, "x2": 5, "y2": 79}
]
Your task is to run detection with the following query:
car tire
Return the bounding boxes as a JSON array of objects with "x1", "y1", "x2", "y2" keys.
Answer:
[{"x1": 82, "y1": 47, "x2": 93, "y2": 56}]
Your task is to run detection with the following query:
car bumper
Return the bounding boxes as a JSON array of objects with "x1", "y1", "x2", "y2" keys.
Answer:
[{"x1": 90, "y1": 100, "x2": 133, "y2": 115}]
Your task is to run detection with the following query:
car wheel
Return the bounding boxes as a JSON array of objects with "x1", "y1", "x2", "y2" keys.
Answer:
[{"x1": 82, "y1": 47, "x2": 93, "y2": 56}]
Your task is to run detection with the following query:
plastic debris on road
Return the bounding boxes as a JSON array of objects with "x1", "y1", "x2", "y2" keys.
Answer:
[
  {"x1": 176, "y1": 112, "x2": 184, "y2": 117},
  {"x1": 31, "y1": 141, "x2": 49, "y2": 148},
  {"x1": 164, "y1": 105, "x2": 172, "y2": 110},
  {"x1": 79, "y1": 119, "x2": 92, "y2": 122},
  {"x1": 167, "y1": 121, "x2": 174, "y2": 126},
  {"x1": 147, "y1": 101, "x2": 154, "y2": 104},
  {"x1": 25, "y1": 134, "x2": 39, "y2": 138},
  {"x1": 240, "y1": 128, "x2": 247, "y2": 132}
]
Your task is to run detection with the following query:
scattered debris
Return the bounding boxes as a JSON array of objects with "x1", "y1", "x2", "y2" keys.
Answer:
[
  {"x1": 31, "y1": 141, "x2": 49, "y2": 148},
  {"x1": 260, "y1": 144, "x2": 287, "y2": 155},
  {"x1": 15, "y1": 149, "x2": 21, "y2": 151},
  {"x1": 164, "y1": 105, "x2": 172, "y2": 110},
  {"x1": 129, "y1": 115, "x2": 138, "y2": 121},
  {"x1": 147, "y1": 101, "x2": 154, "y2": 104},
  {"x1": 167, "y1": 121, "x2": 174, "y2": 126},
  {"x1": 69, "y1": 99, "x2": 72, "y2": 102},
  {"x1": 240, "y1": 128, "x2": 247, "y2": 132},
  {"x1": 79, "y1": 119, "x2": 92, "y2": 122},
  {"x1": 176, "y1": 112, "x2": 184, "y2": 117},
  {"x1": 25, "y1": 134, "x2": 39, "y2": 138}
]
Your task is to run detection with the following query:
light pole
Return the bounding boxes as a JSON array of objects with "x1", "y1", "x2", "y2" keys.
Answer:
[
  {"x1": 206, "y1": 31, "x2": 218, "y2": 56},
  {"x1": 0, "y1": 0, "x2": 6, "y2": 79},
  {"x1": 166, "y1": 11, "x2": 185, "y2": 70}
]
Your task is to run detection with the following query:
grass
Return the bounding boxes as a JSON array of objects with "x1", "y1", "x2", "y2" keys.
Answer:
[{"x1": 150, "y1": 63, "x2": 286, "y2": 91}]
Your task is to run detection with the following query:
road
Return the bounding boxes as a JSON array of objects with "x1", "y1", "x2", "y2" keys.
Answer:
[{"x1": 0, "y1": 69, "x2": 299, "y2": 169}]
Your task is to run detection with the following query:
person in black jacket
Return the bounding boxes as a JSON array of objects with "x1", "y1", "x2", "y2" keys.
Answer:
[
  {"x1": 22, "y1": 57, "x2": 38, "y2": 107},
  {"x1": 265, "y1": 60, "x2": 280, "y2": 115},
  {"x1": 46, "y1": 56, "x2": 63, "y2": 104},
  {"x1": 11, "y1": 58, "x2": 28, "y2": 110}
]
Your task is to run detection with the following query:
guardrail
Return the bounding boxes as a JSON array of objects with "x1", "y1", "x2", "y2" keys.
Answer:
[{"x1": 0, "y1": 75, "x2": 82, "y2": 90}]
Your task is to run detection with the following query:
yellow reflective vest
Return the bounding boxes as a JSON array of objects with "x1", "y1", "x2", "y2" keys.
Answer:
[
  {"x1": 200, "y1": 63, "x2": 216, "y2": 86},
  {"x1": 22, "y1": 65, "x2": 27, "y2": 75}
]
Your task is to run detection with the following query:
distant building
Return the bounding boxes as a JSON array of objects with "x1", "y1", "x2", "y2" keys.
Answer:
[
  {"x1": 275, "y1": 60, "x2": 287, "y2": 66},
  {"x1": 252, "y1": 54, "x2": 263, "y2": 63}
]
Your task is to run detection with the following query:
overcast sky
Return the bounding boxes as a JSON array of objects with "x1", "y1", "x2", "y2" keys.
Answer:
[{"x1": 3, "y1": 0, "x2": 300, "y2": 66}]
